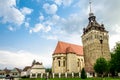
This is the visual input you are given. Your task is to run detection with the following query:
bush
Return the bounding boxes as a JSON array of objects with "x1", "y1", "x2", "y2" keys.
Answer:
[{"x1": 81, "y1": 68, "x2": 87, "y2": 79}]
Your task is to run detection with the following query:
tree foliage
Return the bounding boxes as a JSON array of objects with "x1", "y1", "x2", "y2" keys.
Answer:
[
  {"x1": 94, "y1": 57, "x2": 108, "y2": 77},
  {"x1": 109, "y1": 53, "x2": 116, "y2": 76},
  {"x1": 110, "y1": 42, "x2": 120, "y2": 75},
  {"x1": 81, "y1": 68, "x2": 87, "y2": 79},
  {"x1": 46, "y1": 68, "x2": 52, "y2": 73}
]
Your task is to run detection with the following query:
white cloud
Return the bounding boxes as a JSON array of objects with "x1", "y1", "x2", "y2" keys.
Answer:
[
  {"x1": 62, "y1": 0, "x2": 73, "y2": 6},
  {"x1": 108, "y1": 24, "x2": 120, "y2": 50},
  {"x1": 0, "y1": 0, "x2": 25, "y2": 25},
  {"x1": 54, "y1": 0, "x2": 73, "y2": 6},
  {"x1": 24, "y1": 22, "x2": 29, "y2": 28},
  {"x1": 39, "y1": 15, "x2": 44, "y2": 21},
  {"x1": 32, "y1": 23, "x2": 44, "y2": 33},
  {"x1": 55, "y1": 0, "x2": 62, "y2": 6},
  {"x1": 29, "y1": 29, "x2": 32, "y2": 34},
  {"x1": 21, "y1": 7, "x2": 33, "y2": 15},
  {"x1": 44, "y1": 25, "x2": 51, "y2": 32},
  {"x1": 30, "y1": 23, "x2": 51, "y2": 33},
  {"x1": 46, "y1": 35, "x2": 58, "y2": 40},
  {"x1": 43, "y1": 3, "x2": 58, "y2": 14},
  {"x1": 0, "y1": 50, "x2": 52, "y2": 69},
  {"x1": 60, "y1": 13, "x2": 84, "y2": 34},
  {"x1": 8, "y1": 26, "x2": 14, "y2": 31},
  {"x1": 109, "y1": 34, "x2": 120, "y2": 50},
  {"x1": 51, "y1": 15, "x2": 60, "y2": 24},
  {"x1": 43, "y1": 13, "x2": 84, "y2": 34}
]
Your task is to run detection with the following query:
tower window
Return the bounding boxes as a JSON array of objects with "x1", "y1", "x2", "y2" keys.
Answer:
[{"x1": 58, "y1": 61, "x2": 60, "y2": 67}]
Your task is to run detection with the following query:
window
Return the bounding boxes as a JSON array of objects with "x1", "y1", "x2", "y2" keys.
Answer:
[
  {"x1": 58, "y1": 61, "x2": 60, "y2": 67},
  {"x1": 32, "y1": 74, "x2": 35, "y2": 77},
  {"x1": 57, "y1": 57, "x2": 61, "y2": 59},
  {"x1": 77, "y1": 62, "x2": 79, "y2": 67},
  {"x1": 81, "y1": 59, "x2": 83, "y2": 61},
  {"x1": 78, "y1": 59, "x2": 80, "y2": 67},
  {"x1": 63, "y1": 61, "x2": 65, "y2": 67}
]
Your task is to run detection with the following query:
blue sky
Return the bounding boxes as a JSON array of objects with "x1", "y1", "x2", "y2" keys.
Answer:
[{"x1": 0, "y1": 0, "x2": 120, "y2": 69}]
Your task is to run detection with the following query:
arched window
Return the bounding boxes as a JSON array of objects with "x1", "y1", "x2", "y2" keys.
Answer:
[
  {"x1": 63, "y1": 60, "x2": 65, "y2": 67},
  {"x1": 78, "y1": 59, "x2": 80, "y2": 67},
  {"x1": 58, "y1": 61, "x2": 60, "y2": 67}
]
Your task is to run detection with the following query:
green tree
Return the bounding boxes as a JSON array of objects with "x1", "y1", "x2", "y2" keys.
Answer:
[
  {"x1": 46, "y1": 68, "x2": 52, "y2": 78},
  {"x1": 94, "y1": 57, "x2": 108, "y2": 77},
  {"x1": 113, "y1": 42, "x2": 120, "y2": 73},
  {"x1": 46, "y1": 68, "x2": 52, "y2": 73},
  {"x1": 81, "y1": 68, "x2": 87, "y2": 79},
  {"x1": 109, "y1": 53, "x2": 116, "y2": 76},
  {"x1": 109, "y1": 42, "x2": 120, "y2": 76}
]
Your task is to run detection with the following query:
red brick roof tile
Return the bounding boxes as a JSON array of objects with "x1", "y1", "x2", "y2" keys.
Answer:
[{"x1": 53, "y1": 41, "x2": 83, "y2": 56}]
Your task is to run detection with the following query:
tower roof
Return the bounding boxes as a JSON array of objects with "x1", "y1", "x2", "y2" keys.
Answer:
[
  {"x1": 53, "y1": 41, "x2": 83, "y2": 56},
  {"x1": 82, "y1": 0, "x2": 108, "y2": 35}
]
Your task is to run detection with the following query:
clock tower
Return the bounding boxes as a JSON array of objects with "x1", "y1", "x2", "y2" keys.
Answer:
[{"x1": 81, "y1": 0, "x2": 111, "y2": 73}]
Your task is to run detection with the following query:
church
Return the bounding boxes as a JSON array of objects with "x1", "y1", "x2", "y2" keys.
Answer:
[
  {"x1": 52, "y1": 41, "x2": 84, "y2": 73},
  {"x1": 52, "y1": 1, "x2": 111, "y2": 75}
]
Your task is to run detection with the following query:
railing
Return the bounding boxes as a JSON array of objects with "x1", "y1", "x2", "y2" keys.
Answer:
[{"x1": 30, "y1": 72, "x2": 81, "y2": 78}]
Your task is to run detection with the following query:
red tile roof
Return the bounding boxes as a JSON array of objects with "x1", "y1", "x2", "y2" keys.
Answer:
[{"x1": 53, "y1": 41, "x2": 83, "y2": 56}]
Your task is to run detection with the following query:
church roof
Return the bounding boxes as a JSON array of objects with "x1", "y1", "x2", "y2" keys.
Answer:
[{"x1": 53, "y1": 41, "x2": 83, "y2": 56}]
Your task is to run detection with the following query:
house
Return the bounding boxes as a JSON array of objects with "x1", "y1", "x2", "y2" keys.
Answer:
[
  {"x1": 10, "y1": 68, "x2": 21, "y2": 78},
  {"x1": 0, "y1": 68, "x2": 10, "y2": 78},
  {"x1": 30, "y1": 62, "x2": 45, "y2": 78},
  {"x1": 0, "y1": 70, "x2": 6, "y2": 78},
  {"x1": 21, "y1": 66, "x2": 31, "y2": 77}
]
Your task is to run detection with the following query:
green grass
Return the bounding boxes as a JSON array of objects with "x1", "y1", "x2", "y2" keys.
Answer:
[{"x1": 20, "y1": 77, "x2": 120, "y2": 80}]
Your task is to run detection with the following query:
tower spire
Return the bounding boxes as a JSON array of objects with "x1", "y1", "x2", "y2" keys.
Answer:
[
  {"x1": 89, "y1": 0, "x2": 94, "y2": 17},
  {"x1": 89, "y1": 0, "x2": 92, "y2": 13}
]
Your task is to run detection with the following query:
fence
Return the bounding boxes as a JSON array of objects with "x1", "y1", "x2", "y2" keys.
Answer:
[{"x1": 30, "y1": 72, "x2": 81, "y2": 78}]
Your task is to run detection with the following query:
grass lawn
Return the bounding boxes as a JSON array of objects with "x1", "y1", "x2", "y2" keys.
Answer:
[{"x1": 20, "y1": 77, "x2": 120, "y2": 80}]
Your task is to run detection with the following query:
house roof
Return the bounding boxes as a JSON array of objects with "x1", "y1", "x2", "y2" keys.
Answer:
[
  {"x1": 3, "y1": 68, "x2": 10, "y2": 74},
  {"x1": 11, "y1": 68, "x2": 21, "y2": 73},
  {"x1": 31, "y1": 62, "x2": 45, "y2": 69},
  {"x1": 53, "y1": 41, "x2": 83, "y2": 56},
  {"x1": 23, "y1": 66, "x2": 31, "y2": 71}
]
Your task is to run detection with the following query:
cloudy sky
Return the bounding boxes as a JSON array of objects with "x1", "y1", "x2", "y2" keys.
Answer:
[{"x1": 0, "y1": 0, "x2": 120, "y2": 69}]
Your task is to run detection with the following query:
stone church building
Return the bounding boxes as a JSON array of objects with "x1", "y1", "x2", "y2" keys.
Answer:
[
  {"x1": 52, "y1": 1, "x2": 111, "y2": 75},
  {"x1": 52, "y1": 41, "x2": 84, "y2": 73}
]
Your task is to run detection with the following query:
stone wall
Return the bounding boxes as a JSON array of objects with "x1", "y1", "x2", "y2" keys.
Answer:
[
  {"x1": 52, "y1": 53, "x2": 84, "y2": 73},
  {"x1": 82, "y1": 29, "x2": 111, "y2": 72}
]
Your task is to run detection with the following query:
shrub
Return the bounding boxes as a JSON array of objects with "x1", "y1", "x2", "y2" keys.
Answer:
[{"x1": 81, "y1": 68, "x2": 87, "y2": 79}]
